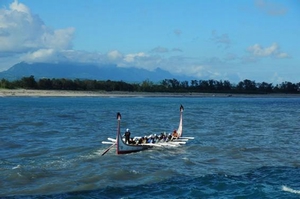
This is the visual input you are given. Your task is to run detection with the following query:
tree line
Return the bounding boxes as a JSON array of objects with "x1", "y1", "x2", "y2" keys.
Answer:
[{"x1": 0, "y1": 75, "x2": 300, "y2": 94}]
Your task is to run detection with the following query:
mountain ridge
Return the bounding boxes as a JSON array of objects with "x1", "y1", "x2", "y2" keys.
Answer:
[{"x1": 0, "y1": 62, "x2": 190, "y2": 82}]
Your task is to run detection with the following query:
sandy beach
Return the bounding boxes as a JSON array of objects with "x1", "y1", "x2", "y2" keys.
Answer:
[
  {"x1": 0, "y1": 89, "x2": 146, "y2": 97},
  {"x1": 0, "y1": 89, "x2": 299, "y2": 98},
  {"x1": 0, "y1": 89, "x2": 195, "y2": 97}
]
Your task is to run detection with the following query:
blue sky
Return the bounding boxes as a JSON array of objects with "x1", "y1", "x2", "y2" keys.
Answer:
[{"x1": 0, "y1": 0, "x2": 299, "y2": 83}]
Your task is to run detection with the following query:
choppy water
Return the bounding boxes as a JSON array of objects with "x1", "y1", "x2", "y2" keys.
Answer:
[{"x1": 1, "y1": 96, "x2": 300, "y2": 198}]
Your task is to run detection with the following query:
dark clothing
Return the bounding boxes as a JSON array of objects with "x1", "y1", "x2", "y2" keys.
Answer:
[
  {"x1": 128, "y1": 138, "x2": 136, "y2": 144},
  {"x1": 125, "y1": 131, "x2": 130, "y2": 144}
]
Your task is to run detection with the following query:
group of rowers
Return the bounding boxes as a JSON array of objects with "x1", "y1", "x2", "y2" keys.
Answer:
[{"x1": 124, "y1": 128, "x2": 179, "y2": 145}]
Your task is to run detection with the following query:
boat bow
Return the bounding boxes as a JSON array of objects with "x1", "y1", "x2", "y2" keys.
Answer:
[
  {"x1": 177, "y1": 105, "x2": 184, "y2": 137},
  {"x1": 116, "y1": 112, "x2": 151, "y2": 154}
]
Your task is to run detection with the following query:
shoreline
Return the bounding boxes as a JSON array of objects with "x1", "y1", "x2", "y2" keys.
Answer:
[{"x1": 0, "y1": 89, "x2": 299, "y2": 98}]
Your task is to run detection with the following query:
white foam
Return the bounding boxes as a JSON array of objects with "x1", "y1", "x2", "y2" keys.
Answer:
[
  {"x1": 12, "y1": 165, "x2": 21, "y2": 169},
  {"x1": 282, "y1": 185, "x2": 300, "y2": 194}
]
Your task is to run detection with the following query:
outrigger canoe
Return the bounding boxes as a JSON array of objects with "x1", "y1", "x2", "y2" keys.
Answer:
[{"x1": 101, "y1": 105, "x2": 194, "y2": 155}]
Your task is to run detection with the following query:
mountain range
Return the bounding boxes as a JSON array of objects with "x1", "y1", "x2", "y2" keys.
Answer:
[{"x1": 0, "y1": 62, "x2": 192, "y2": 83}]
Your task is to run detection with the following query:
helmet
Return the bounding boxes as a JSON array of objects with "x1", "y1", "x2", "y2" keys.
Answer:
[{"x1": 126, "y1": 128, "x2": 130, "y2": 132}]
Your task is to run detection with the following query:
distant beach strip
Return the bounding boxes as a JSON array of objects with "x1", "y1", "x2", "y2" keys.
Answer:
[{"x1": 0, "y1": 89, "x2": 300, "y2": 98}]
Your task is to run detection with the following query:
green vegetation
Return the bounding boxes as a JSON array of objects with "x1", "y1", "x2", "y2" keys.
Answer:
[{"x1": 1, "y1": 75, "x2": 300, "y2": 94}]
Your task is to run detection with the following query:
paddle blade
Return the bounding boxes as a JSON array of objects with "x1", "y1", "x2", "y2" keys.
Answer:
[{"x1": 101, "y1": 144, "x2": 115, "y2": 156}]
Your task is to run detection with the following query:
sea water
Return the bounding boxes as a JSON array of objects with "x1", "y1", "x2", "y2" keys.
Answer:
[{"x1": 1, "y1": 96, "x2": 300, "y2": 198}]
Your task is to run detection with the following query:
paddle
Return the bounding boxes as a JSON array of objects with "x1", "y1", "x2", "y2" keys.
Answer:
[
  {"x1": 101, "y1": 143, "x2": 116, "y2": 156},
  {"x1": 102, "y1": 112, "x2": 121, "y2": 156},
  {"x1": 102, "y1": 141, "x2": 115, "y2": 144}
]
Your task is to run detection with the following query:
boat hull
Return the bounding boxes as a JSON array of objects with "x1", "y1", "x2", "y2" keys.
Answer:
[{"x1": 117, "y1": 143, "x2": 151, "y2": 154}]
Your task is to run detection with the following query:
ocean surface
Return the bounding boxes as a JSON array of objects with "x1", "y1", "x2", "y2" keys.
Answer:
[{"x1": 1, "y1": 95, "x2": 300, "y2": 198}]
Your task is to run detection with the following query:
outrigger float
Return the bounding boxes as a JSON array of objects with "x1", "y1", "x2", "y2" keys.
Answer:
[{"x1": 101, "y1": 105, "x2": 194, "y2": 155}]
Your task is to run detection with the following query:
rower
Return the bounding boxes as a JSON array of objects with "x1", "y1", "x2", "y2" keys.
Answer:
[
  {"x1": 171, "y1": 129, "x2": 178, "y2": 140},
  {"x1": 124, "y1": 128, "x2": 131, "y2": 144}
]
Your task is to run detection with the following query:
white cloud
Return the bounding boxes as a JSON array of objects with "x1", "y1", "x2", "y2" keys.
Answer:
[
  {"x1": 247, "y1": 43, "x2": 289, "y2": 59},
  {"x1": 41, "y1": 28, "x2": 75, "y2": 50},
  {"x1": 22, "y1": 49, "x2": 56, "y2": 62},
  {"x1": 0, "y1": 0, "x2": 74, "y2": 60},
  {"x1": 180, "y1": 64, "x2": 224, "y2": 80},
  {"x1": 276, "y1": 52, "x2": 289, "y2": 58},
  {"x1": 107, "y1": 50, "x2": 123, "y2": 61},
  {"x1": 119, "y1": 52, "x2": 165, "y2": 71},
  {"x1": 22, "y1": 49, "x2": 84, "y2": 63},
  {"x1": 10, "y1": 0, "x2": 30, "y2": 13},
  {"x1": 124, "y1": 52, "x2": 147, "y2": 63},
  {"x1": 247, "y1": 43, "x2": 277, "y2": 56}
]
